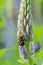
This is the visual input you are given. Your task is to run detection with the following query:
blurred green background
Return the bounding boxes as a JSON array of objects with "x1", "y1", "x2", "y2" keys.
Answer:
[{"x1": 0, "y1": 0, "x2": 43, "y2": 65}]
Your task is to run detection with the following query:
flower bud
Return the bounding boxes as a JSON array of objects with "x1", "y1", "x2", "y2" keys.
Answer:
[
  {"x1": 24, "y1": 18, "x2": 26, "y2": 26},
  {"x1": 26, "y1": 24, "x2": 29, "y2": 35},
  {"x1": 29, "y1": 32, "x2": 33, "y2": 40},
  {"x1": 24, "y1": 32, "x2": 26, "y2": 38},
  {"x1": 35, "y1": 41, "x2": 41, "y2": 51},
  {"x1": 17, "y1": 30, "x2": 23, "y2": 36},
  {"x1": 30, "y1": 41, "x2": 35, "y2": 53},
  {"x1": 19, "y1": 46, "x2": 28, "y2": 59}
]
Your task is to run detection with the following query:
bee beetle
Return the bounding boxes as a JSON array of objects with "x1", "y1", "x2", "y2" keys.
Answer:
[
  {"x1": 17, "y1": 31, "x2": 28, "y2": 61},
  {"x1": 17, "y1": 31, "x2": 26, "y2": 46}
]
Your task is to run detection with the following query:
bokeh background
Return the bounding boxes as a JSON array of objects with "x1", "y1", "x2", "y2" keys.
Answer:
[{"x1": 0, "y1": 0, "x2": 43, "y2": 65}]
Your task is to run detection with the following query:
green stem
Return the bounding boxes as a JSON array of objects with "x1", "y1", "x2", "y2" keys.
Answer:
[{"x1": 25, "y1": 41, "x2": 33, "y2": 65}]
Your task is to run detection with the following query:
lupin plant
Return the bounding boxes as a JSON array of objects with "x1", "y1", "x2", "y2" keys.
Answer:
[{"x1": 17, "y1": 0, "x2": 41, "y2": 65}]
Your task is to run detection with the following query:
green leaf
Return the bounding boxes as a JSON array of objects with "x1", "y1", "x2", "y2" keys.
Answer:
[
  {"x1": 35, "y1": 49, "x2": 43, "y2": 59},
  {"x1": 0, "y1": 48, "x2": 7, "y2": 57}
]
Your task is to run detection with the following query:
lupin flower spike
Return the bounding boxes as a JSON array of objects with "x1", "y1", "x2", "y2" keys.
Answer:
[{"x1": 17, "y1": 0, "x2": 35, "y2": 65}]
